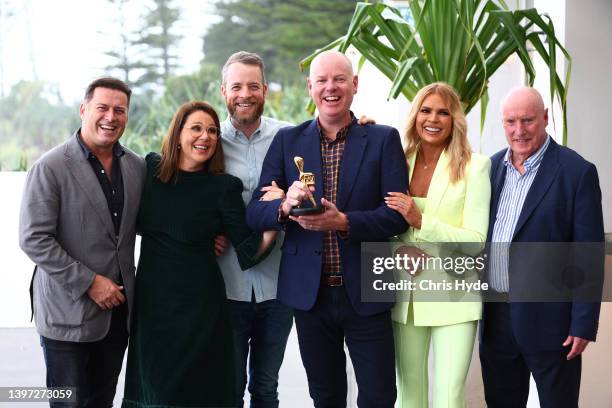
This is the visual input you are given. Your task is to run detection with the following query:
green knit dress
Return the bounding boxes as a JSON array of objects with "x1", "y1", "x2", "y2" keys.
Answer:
[{"x1": 122, "y1": 153, "x2": 263, "y2": 408}]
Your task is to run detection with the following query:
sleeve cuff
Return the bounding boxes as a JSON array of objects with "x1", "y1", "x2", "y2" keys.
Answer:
[
  {"x1": 69, "y1": 266, "x2": 97, "y2": 301},
  {"x1": 337, "y1": 213, "x2": 350, "y2": 239},
  {"x1": 277, "y1": 199, "x2": 289, "y2": 228},
  {"x1": 413, "y1": 213, "x2": 432, "y2": 241}
]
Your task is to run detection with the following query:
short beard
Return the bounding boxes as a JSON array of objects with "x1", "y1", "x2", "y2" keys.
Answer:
[{"x1": 228, "y1": 101, "x2": 265, "y2": 127}]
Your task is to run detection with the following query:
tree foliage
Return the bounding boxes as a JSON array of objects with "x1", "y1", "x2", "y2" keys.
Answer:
[
  {"x1": 134, "y1": 0, "x2": 182, "y2": 87},
  {"x1": 0, "y1": 81, "x2": 78, "y2": 170},
  {"x1": 1, "y1": 1, "x2": 328, "y2": 170},
  {"x1": 203, "y1": 0, "x2": 358, "y2": 85},
  {"x1": 101, "y1": 0, "x2": 149, "y2": 87},
  {"x1": 121, "y1": 64, "x2": 312, "y2": 156}
]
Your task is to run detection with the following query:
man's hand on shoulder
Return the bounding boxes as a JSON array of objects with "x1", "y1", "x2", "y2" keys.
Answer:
[
  {"x1": 87, "y1": 274, "x2": 126, "y2": 310},
  {"x1": 357, "y1": 115, "x2": 376, "y2": 126}
]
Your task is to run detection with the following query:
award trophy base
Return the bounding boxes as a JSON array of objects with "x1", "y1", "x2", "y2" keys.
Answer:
[{"x1": 290, "y1": 207, "x2": 325, "y2": 216}]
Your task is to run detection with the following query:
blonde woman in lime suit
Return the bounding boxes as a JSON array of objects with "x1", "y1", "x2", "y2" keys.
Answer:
[{"x1": 385, "y1": 82, "x2": 491, "y2": 408}]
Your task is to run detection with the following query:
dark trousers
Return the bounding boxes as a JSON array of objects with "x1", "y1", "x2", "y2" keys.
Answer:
[
  {"x1": 293, "y1": 285, "x2": 396, "y2": 408},
  {"x1": 228, "y1": 296, "x2": 293, "y2": 408},
  {"x1": 40, "y1": 304, "x2": 128, "y2": 408},
  {"x1": 480, "y1": 302, "x2": 581, "y2": 408}
]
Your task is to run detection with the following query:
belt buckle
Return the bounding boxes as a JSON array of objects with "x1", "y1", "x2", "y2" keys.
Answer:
[{"x1": 328, "y1": 275, "x2": 343, "y2": 287}]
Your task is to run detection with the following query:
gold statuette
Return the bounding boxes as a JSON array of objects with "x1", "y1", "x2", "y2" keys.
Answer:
[{"x1": 294, "y1": 156, "x2": 318, "y2": 208}]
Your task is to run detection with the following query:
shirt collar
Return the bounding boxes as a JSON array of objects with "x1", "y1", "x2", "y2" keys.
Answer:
[
  {"x1": 223, "y1": 116, "x2": 265, "y2": 141},
  {"x1": 76, "y1": 129, "x2": 124, "y2": 159},
  {"x1": 503, "y1": 134, "x2": 550, "y2": 171},
  {"x1": 317, "y1": 111, "x2": 356, "y2": 143}
]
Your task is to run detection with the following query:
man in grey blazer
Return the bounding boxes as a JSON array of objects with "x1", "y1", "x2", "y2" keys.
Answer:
[{"x1": 19, "y1": 77, "x2": 145, "y2": 407}]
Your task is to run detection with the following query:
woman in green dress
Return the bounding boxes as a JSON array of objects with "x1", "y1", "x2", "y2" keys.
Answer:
[{"x1": 122, "y1": 101, "x2": 278, "y2": 408}]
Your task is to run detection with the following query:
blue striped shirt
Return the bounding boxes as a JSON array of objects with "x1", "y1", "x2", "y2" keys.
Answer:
[{"x1": 489, "y1": 135, "x2": 551, "y2": 292}]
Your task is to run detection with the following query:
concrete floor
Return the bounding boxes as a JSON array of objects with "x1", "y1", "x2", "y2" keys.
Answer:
[{"x1": 0, "y1": 326, "x2": 312, "y2": 407}]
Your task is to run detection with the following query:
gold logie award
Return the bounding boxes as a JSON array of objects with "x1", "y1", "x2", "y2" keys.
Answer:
[{"x1": 293, "y1": 156, "x2": 318, "y2": 208}]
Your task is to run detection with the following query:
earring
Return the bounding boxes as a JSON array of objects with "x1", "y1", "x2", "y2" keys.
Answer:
[{"x1": 177, "y1": 145, "x2": 181, "y2": 150}]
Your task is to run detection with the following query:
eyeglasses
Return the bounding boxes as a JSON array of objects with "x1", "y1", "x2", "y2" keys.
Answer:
[{"x1": 185, "y1": 124, "x2": 220, "y2": 138}]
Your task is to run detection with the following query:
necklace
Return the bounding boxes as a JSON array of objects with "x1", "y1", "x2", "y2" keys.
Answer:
[
  {"x1": 418, "y1": 145, "x2": 444, "y2": 170},
  {"x1": 421, "y1": 155, "x2": 437, "y2": 170}
]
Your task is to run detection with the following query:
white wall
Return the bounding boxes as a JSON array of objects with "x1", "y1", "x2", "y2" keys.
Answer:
[
  {"x1": 564, "y1": 1, "x2": 612, "y2": 406},
  {"x1": 565, "y1": 0, "x2": 612, "y2": 231},
  {"x1": 0, "y1": 172, "x2": 34, "y2": 328}
]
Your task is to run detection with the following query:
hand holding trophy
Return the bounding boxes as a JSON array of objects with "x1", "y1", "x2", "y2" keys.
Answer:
[{"x1": 290, "y1": 156, "x2": 324, "y2": 216}]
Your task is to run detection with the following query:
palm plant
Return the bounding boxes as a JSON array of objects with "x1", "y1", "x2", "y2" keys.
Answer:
[{"x1": 300, "y1": 1, "x2": 571, "y2": 143}]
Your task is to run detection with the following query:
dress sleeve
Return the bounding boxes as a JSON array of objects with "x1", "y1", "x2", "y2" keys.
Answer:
[
  {"x1": 220, "y1": 175, "x2": 270, "y2": 270},
  {"x1": 136, "y1": 153, "x2": 159, "y2": 235}
]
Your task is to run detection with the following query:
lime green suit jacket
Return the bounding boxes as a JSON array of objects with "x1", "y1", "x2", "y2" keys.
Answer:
[{"x1": 391, "y1": 151, "x2": 491, "y2": 326}]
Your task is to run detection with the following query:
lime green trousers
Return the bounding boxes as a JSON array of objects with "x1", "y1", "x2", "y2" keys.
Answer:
[{"x1": 393, "y1": 306, "x2": 477, "y2": 408}]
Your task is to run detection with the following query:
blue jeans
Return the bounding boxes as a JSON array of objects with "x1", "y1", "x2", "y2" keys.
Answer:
[
  {"x1": 40, "y1": 304, "x2": 128, "y2": 408},
  {"x1": 228, "y1": 297, "x2": 293, "y2": 408}
]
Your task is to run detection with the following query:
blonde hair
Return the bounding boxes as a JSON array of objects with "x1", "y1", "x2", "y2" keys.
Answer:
[{"x1": 404, "y1": 82, "x2": 471, "y2": 183}]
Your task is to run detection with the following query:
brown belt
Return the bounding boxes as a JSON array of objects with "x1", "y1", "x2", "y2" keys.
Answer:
[{"x1": 321, "y1": 275, "x2": 343, "y2": 287}]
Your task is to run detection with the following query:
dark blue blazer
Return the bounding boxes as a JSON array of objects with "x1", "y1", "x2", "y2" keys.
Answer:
[
  {"x1": 246, "y1": 120, "x2": 409, "y2": 316},
  {"x1": 483, "y1": 138, "x2": 604, "y2": 352}
]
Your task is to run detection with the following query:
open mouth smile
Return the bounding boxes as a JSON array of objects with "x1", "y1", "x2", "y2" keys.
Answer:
[
  {"x1": 193, "y1": 144, "x2": 211, "y2": 151},
  {"x1": 323, "y1": 96, "x2": 340, "y2": 102}
]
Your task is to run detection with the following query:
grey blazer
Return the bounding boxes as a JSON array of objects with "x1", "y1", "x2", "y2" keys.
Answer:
[{"x1": 19, "y1": 131, "x2": 145, "y2": 342}]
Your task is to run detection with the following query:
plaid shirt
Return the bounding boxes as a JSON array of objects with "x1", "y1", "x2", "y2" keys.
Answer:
[{"x1": 318, "y1": 115, "x2": 356, "y2": 275}]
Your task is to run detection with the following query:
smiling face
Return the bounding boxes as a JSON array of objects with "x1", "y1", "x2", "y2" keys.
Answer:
[
  {"x1": 79, "y1": 87, "x2": 128, "y2": 154},
  {"x1": 502, "y1": 88, "x2": 548, "y2": 164},
  {"x1": 308, "y1": 51, "x2": 358, "y2": 127},
  {"x1": 221, "y1": 62, "x2": 267, "y2": 129},
  {"x1": 415, "y1": 93, "x2": 453, "y2": 147},
  {"x1": 178, "y1": 110, "x2": 219, "y2": 172}
]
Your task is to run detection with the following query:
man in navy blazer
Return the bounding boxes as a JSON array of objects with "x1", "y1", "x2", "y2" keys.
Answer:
[
  {"x1": 479, "y1": 87, "x2": 604, "y2": 408},
  {"x1": 246, "y1": 51, "x2": 408, "y2": 407}
]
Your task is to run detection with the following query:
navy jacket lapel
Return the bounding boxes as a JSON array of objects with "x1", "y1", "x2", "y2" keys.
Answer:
[
  {"x1": 488, "y1": 154, "x2": 507, "y2": 241},
  {"x1": 512, "y1": 140, "x2": 560, "y2": 240},
  {"x1": 337, "y1": 125, "x2": 367, "y2": 209}
]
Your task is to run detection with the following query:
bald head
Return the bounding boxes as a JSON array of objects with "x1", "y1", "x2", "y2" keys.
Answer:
[
  {"x1": 501, "y1": 86, "x2": 545, "y2": 114},
  {"x1": 307, "y1": 50, "x2": 358, "y2": 130},
  {"x1": 501, "y1": 86, "x2": 549, "y2": 167},
  {"x1": 309, "y1": 51, "x2": 354, "y2": 79}
]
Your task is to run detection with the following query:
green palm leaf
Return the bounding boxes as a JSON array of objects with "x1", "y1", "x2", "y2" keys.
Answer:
[{"x1": 300, "y1": 0, "x2": 571, "y2": 142}]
